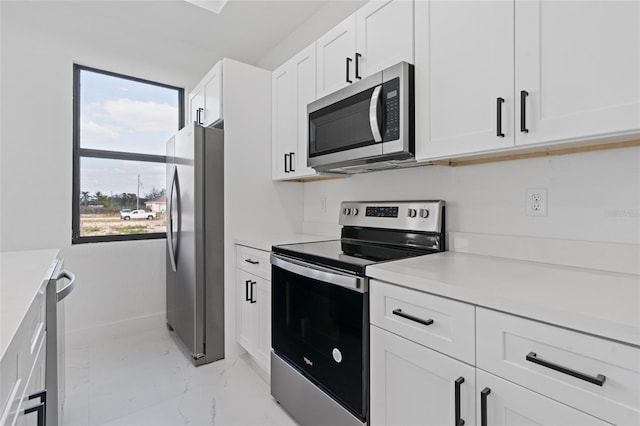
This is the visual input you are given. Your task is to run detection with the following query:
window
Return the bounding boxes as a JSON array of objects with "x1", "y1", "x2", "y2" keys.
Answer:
[{"x1": 72, "y1": 65, "x2": 184, "y2": 243}]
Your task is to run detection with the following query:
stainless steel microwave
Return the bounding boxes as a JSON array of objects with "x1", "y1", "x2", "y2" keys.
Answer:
[{"x1": 307, "y1": 62, "x2": 414, "y2": 173}]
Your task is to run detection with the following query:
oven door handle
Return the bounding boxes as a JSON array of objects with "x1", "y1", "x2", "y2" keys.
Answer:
[{"x1": 270, "y1": 254, "x2": 366, "y2": 293}]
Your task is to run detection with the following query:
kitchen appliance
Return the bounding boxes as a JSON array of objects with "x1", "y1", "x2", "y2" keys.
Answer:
[
  {"x1": 270, "y1": 200, "x2": 446, "y2": 426},
  {"x1": 307, "y1": 62, "x2": 416, "y2": 174},
  {"x1": 166, "y1": 123, "x2": 225, "y2": 365},
  {"x1": 45, "y1": 259, "x2": 75, "y2": 426}
]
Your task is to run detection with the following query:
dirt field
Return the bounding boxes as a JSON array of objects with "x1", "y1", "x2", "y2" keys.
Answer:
[{"x1": 80, "y1": 213, "x2": 166, "y2": 237}]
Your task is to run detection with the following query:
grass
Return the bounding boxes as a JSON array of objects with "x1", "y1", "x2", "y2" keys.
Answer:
[
  {"x1": 83, "y1": 226, "x2": 102, "y2": 233},
  {"x1": 113, "y1": 224, "x2": 148, "y2": 234}
]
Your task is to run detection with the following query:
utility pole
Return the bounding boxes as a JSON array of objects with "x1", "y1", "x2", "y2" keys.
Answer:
[{"x1": 137, "y1": 174, "x2": 141, "y2": 210}]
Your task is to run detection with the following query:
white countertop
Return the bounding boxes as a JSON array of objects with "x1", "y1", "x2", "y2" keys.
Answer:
[
  {"x1": 235, "y1": 233, "x2": 335, "y2": 252},
  {"x1": 1, "y1": 249, "x2": 59, "y2": 357},
  {"x1": 367, "y1": 252, "x2": 640, "y2": 347}
]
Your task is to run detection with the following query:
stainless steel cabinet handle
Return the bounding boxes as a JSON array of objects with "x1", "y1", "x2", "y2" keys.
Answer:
[
  {"x1": 284, "y1": 153, "x2": 290, "y2": 173},
  {"x1": 526, "y1": 352, "x2": 606, "y2": 386},
  {"x1": 346, "y1": 57, "x2": 353, "y2": 83},
  {"x1": 196, "y1": 107, "x2": 204, "y2": 125},
  {"x1": 55, "y1": 270, "x2": 75, "y2": 302},
  {"x1": 355, "y1": 53, "x2": 362, "y2": 80},
  {"x1": 369, "y1": 85, "x2": 383, "y2": 142}
]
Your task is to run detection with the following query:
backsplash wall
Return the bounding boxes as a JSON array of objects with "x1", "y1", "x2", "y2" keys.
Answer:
[{"x1": 303, "y1": 146, "x2": 640, "y2": 245}]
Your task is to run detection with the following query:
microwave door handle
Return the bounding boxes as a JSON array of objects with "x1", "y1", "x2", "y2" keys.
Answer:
[{"x1": 369, "y1": 85, "x2": 383, "y2": 142}]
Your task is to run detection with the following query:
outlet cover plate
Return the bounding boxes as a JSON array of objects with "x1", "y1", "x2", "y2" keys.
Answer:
[{"x1": 526, "y1": 188, "x2": 548, "y2": 217}]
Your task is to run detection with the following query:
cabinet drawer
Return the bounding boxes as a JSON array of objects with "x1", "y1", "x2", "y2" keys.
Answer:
[
  {"x1": 476, "y1": 308, "x2": 640, "y2": 425},
  {"x1": 370, "y1": 280, "x2": 475, "y2": 364},
  {"x1": 0, "y1": 286, "x2": 46, "y2": 425},
  {"x1": 236, "y1": 245, "x2": 271, "y2": 280}
]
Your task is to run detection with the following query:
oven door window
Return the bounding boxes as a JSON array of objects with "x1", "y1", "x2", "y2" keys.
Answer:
[
  {"x1": 272, "y1": 265, "x2": 367, "y2": 420},
  {"x1": 309, "y1": 86, "x2": 382, "y2": 158}
]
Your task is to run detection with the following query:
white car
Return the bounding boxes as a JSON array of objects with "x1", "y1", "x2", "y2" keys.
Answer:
[{"x1": 121, "y1": 209, "x2": 155, "y2": 220}]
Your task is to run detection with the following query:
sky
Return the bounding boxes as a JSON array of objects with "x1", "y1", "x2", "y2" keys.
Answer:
[{"x1": 79, "y1": 69, "x2": 180, "y2": 196}]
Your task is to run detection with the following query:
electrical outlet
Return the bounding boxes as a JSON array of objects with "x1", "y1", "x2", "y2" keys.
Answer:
[
  {"x1": 320, "y1": 197, "x2": 327, "y2": 213},
  {"x1": 526, "y1": 188, "x2": 548, "y2": 216}
]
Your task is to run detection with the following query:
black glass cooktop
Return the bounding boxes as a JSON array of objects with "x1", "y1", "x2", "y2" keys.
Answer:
[{"x1": 272, "y1": 239, "x2": 438, "y2": 276}]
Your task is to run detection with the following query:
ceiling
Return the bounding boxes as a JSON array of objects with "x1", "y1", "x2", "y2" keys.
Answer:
[{"x1": 2, "y1": 0, "x2": 365, "y2": 86}]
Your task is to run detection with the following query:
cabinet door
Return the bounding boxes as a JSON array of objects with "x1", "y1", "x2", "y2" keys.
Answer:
[
  {"x1": 476, "y1": 370, "x2": 612, "y2": 426},
  {"x1": 515, "y1": 1, "x2": 640, "y2": 146},
  {"x1": 415, "y1": 1, "x2": 514, "y2": 161},
  {"x1": 292, "y1": 43, "x2": 318, "y2": 178},
  {"x1": 355, "y1": 0, "x2": 414, "y2": 79},
  {"x1": 271, "y1": 62, "x2": 296, "y2": 180},
  {"x1": 15, "y1": 336, "x2": 46, "y2": 426},
  {"x1": 255, "y1": 278, "x2": 271, "y2": 373},
  {"x1": 316, "y1": 14, "x2": 356, "y2": 98},
  {"x1": 202, "y1": 61, "x2": 223, "y2": 127},
  {"x1": 236, "y1": 269, "x2": 256, "y2": 353},
  {"x1": 370, "y1": 326, "x2": 476, "y2": 426},
  {"x1": 188, "y1": 84, "x2": 205, "y2": 126}
]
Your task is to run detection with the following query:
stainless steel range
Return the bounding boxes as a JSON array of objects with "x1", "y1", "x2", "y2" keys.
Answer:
[{"x1": 270, "y1": 200, "x2": 446, "y2": 425}]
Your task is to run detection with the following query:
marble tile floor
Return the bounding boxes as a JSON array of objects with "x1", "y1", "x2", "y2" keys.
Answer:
[{"x1": 64, "y1": 321, "x2": 297, "y2": 426}]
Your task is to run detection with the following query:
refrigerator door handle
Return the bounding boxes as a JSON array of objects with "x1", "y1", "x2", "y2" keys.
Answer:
[
  {"x1": 168, "y1": 166, "x2": 181, "y2": 272},
  {"x1": 55, "y1": 270, "x2": 76, "y2": 302}
]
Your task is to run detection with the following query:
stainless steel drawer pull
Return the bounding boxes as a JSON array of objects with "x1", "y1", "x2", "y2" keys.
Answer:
[
  {"x1": 244, "y1": 259, "x2": 260, "y2": 265},
  {"x1": 526, "y1": 352, "x2": 606, "y2": 386},
  {"x1": 392, "y1": 308, "x2": 434, "y2": 326}
]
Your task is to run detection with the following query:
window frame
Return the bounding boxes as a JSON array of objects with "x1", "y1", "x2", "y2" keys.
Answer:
[{"x1": 72, "y1": 64, "x2": 184, "y2": 244}]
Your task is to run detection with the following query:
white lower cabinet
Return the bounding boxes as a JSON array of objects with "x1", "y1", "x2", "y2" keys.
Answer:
[
  {"x1": 370, "y1": 280, "x2": 639, "y2": 426},
  {"x1": 370, "y1": 325, "x2": 475, "y2": 426},
  {"x1": 476, "y1": 370, "x2": 611, "y2": 426},
  {"x1": 236, "y1": 245, "x2": 271, "y2": 373}
]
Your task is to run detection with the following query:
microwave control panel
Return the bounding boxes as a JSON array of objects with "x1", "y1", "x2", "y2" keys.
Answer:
[{"x1": 382, "y1": 77, "x2": 400, "y2": 141}]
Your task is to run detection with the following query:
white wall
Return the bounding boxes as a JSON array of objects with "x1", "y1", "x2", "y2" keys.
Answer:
[
  {"x1": 0, "y1": 4, "x2": 208, "y2": 332},
  {"x1": 303, "y1": 147, "x2": 640, "y2": 245},
  {"x1": 256, "y1": 0, "x2": 366, "y2": 71}
]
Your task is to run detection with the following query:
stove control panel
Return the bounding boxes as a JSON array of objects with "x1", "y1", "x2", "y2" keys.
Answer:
[{"x1": 339, "y1": 200, "x2": 445, "y2": 233}]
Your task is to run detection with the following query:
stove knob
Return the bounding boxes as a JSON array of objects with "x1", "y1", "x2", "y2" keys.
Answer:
[
  {"x1": 419, "y1": 209, "x2": 430, "y2": 218},
  {"x1": 344, "y1": 208, "x2": 351, "y2": 215},
  {"x1": 408, "y1": 208, "x2": 417, "y2": 218},
  {"x1": 352, "y1": 208, "x2": 358, "y2": 216}
]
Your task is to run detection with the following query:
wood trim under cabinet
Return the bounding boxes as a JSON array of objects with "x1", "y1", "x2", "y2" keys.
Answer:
[{"x1": 431, "y1": 139, "x2": 640, "y2": 167}]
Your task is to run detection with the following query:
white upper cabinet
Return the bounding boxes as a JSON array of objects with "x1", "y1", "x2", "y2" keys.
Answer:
[
  {"x1": 188, "y1": 85, "x2": 205, "y2": 127},
  {"x1": 316, "y1": 15, "x2": 357, "y2": 98},
  {"x1": 317, "y1": 0, "x2": 415, "y2": 99},
  {"x1": 272, "y1": 42, "x2": 318, "y2": 180},
  {"x1": 272, "y1": 62, "x2": 296, "y2": 180},
  {"x1": 515, "y1": 0, "x2": 640, "y2": 146},
  {"x1": 416, "y1": 0, "x2": 640, "y2": 161},
  {"x1": 187, "y1": 61, "x2": 223, "y2": 127},
  {"x1": 415, "y1": 0, "x2": 515, "y2": 160},
  {"x1": 355, "y1": 0, "x2": 414, "y2": 80}
]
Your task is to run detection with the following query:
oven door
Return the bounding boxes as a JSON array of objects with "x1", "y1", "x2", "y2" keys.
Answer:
[{"x1": 271, "y1": 255, "x2": 368, "y2": 421}]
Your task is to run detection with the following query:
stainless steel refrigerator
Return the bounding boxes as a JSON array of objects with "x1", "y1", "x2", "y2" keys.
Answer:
[{"x1": 166, "y1": 123, "x2": 224, "y2": 365}]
